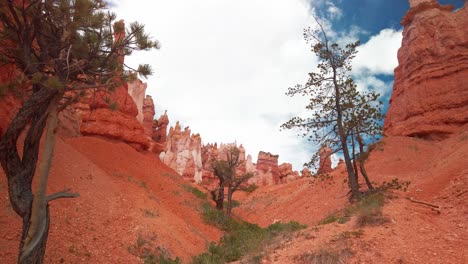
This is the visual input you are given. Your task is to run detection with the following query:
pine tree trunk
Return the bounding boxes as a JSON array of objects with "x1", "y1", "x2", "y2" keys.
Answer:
[
  {"x1": 18, "y1": 209, "x2": 50, "y2": 264},
  {"x1": 332, "y1": 69, "x2": 359, "y2": 198},
  {"x1": 356, "y1": 133, "x2": 374, "y2": 190},
  {"x1": 216, "y1": 179, "x2": 224, "y2": 210},
  {"x1": 226, "y1": 185, "x2": 233, "y2": 217}
]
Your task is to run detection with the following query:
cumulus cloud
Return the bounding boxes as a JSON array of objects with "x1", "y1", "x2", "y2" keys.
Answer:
[
  {"x1": 112, "y1": 0, "x2": 319, "y2": 171},
  {"x1": 326, "y1": 2, "x2": 343, "y2": 20},
  {"x1": 111, "y1": 0, "x2": 402, "y2": 173},
  {"x1": 353, "y1": 28, "x2": 402, "y2": 75}
]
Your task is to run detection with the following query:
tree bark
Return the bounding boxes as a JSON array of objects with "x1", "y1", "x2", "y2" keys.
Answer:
[
  {"x1": 332, "y1": 69, "x2": 359, "y2": 198},
  {"x1": 20, "y1": 95, "x2": 59, "y2": 263},
  {"x1": 215, "y1": 179, "x2": 224, "y2": 210},
  {"x1": 226, "y1": 183, "x2": 233, "y2": 217},
  {"x1": 356, "y1": 133, "x2": 374, "y2": 190}
]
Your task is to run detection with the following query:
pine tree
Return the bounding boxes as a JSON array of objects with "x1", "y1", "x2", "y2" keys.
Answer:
[
  {"x1": 0, "y1": 1, "x2": 159, "y2": 263},
  {"x1": 281, "y1": 17, "x2": 383, "y2": 197},
  {"x1": 211, "y1": 146, "x2": 253, "y2": 218}
]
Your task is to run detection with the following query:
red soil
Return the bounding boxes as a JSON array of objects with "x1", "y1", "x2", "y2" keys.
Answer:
[
  {"x1": 0, "y1": 136, "x2": 221, "y2": 263},
  {"x1": 1, "y1": 127, "x2": 467, "y2": 263}
]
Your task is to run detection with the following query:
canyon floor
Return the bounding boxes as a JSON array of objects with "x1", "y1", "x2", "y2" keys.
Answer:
[{"x1": 1, "y1": 127, "x2": 467, "y2": 263}]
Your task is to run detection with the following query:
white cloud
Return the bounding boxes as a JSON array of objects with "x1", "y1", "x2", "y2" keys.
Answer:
[
  {"x1": 353, "y1": 28, "x2": 402, "y2": 75},
  {"x1": 354, "y1": 76, "x2": 393, "y2": 98},
  {"x1": 326, "y1": 2, "x2": 343, "y2": 20},
  {"x1": 112, "y1": 0, "x2": 319, "y2": 171}
]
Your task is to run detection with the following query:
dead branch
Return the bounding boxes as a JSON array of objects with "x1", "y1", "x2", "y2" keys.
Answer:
[
  {"x1": 47, "y1": 188, "x2": 80, "y2": 202},
  {"x1": 405, "y1": 196, "x2": 441, "y2": 213}
]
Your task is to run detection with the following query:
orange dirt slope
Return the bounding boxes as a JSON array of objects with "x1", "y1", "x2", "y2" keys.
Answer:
[
  {"x1": 0, "y1": 136, "x2": 221, "y2": 263},
  {"x1": 234, "y1": 127, "x2": 468, "y2": 263}
]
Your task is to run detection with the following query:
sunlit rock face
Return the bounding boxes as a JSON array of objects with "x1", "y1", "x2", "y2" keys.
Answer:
[
  {"x1": 76, "y1": 81, "x2": 149, "y2": 151},
  {"x1": 317, "y1": 145, "x2": 333, "y2": 174},
  {"x1": 384, "y1": 1, "x2": 468, "y2": 139},
  {"x1": 128, "y1": 79, "x2": 148, "y2": 124},
  {"x1": 160, "y1": 122, "x2": 203, "y2": 183}
]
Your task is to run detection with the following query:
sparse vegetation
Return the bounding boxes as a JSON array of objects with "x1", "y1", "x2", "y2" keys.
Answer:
[
  {"x1": 183, "y1": 184, "x2": 208, "y2": 199},
  {"x1": 295, "y1": 248, "x2": 353, "y2": 264},
  {"x1": 143, "y1": 209, "x2": 157, "y2": 218},
  {"x1": 195, "y1": 203, "x2": 306, "y2": 263},
  {"x1": 354, "y1": 192, "x2": 388, "y2": 227},
  {"x1": 241, "y1": 184, "x2": 259, "y2": 193},
  {"x1": 334, "y1": 230, "x2": 364, "y2": 241},
  {"x1": 318, "y1": 212, "x2": 347, "y2": 225}
]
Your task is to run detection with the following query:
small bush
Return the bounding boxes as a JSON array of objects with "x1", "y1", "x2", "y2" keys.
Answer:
[
  {"x1": 183, "y1": 184, "x2": 207, "y2": 199},
  {"x1": 334, "y1": 230, "x2": 364, "y2": 241},
  {"x1": 200, "y1": 203, "x2": 229, "y2": 229},
  {"x1": 143, "y1": 254, "x2": 181, "y2": 264},
  {"x1": 241, "y1": 184, "x2": 259, "y2": 193},
  {"x1": 318, "y1": 213, "x2": 348, "y2": 225},
  {"x1": 355, "y1": 192, "x2": 388, "y2": 227}
]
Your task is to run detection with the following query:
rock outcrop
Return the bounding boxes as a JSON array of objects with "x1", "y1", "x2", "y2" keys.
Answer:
[
  {"x1": 128, "y1": 79, "x2": 148, "y2": 123},
  {"x1": 249, "y1": 151, "x2": 281, "y2": 186},
  {"x1": 160, "y1": 122, "x2": 203, "y2": 183},
  {"x1": 317, "y1": 145, "x2": 333, "y2": 174},
  {"x1": 278, "y1": 163, "x2": 300, "y2": 183},
  {"x1": 142, "y1": 95, "x2": 155, "y2": 138},
  {"x1": 384, "y1": 0, "x2": 468, "y2": 139}
]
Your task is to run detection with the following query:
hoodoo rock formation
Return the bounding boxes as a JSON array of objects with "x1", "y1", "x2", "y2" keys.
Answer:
[
  {"x1": 160, "y1": 122, "x2": 204, "y2": 183},
  {"x1": 142, "y1": 95, "x2": 156, "y2": 138},
  {"x1": 249, "y1": 151, "x2": 281, "y2": 186},
  {"x1": 384, "y1": 0, "x2": 468, "y2": 139},
  {"x1": 278, "y1": 163, "x2": 300, "y2": 183},
  {"x1": 317, "y1": 145, "x2": 333, "y2": 174}
]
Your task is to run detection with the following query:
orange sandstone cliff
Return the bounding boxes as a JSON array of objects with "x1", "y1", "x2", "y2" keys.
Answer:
[{"x1": 384, "y1": 0, "x2": 468, "y2": 139}]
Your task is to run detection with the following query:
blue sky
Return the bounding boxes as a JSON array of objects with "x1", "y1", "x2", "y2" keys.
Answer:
[{"x1": 113, "y1": 0, "x2": 465, "y2": 171}]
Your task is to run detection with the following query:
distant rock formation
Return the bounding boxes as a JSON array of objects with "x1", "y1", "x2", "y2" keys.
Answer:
[
  {"x1": 142, "y1": 95, "x2": 155, "y2": 138},
  {"x1": 160, "y1": 122, "x2": 203, "y2": 183},
  {"x1": 384, "y1": 0, "x2": 468, "y2": 139},
  {"x1": 278, "y1": 163, "x2": 300, "y2": 183},
  {"x1": 249, "y1": 151, "x2": 281, "y2": 186},
  {"x1": 317, "y1": 145, "x2": 333, "y2": 174}
]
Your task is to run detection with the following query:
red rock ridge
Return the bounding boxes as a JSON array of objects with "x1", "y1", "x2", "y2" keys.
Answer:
[{"x1": 384, "y1": 1, "x2": 468, "y2": 139}]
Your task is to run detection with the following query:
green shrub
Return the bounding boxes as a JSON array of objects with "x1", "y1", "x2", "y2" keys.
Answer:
[
  {"x1": 318, "y1": 213, "x2": 348, "y2": 225},
  {"x1": 183, "y1": 184, "x2": 207, "y2": 199},
  {"x1": 194, "y1": 209, "x2": 306, "y2": 264},
  {"x1": 241, "y1": 184, "x2": 258, "y2": 193},
  {"x1": 354, "y1": 192, "x2": 388, "y2": 227}
]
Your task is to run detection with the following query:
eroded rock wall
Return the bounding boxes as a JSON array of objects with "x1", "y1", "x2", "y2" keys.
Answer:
[{"x1": 384, "y1": 1, "x2": 468, "y2": 139}]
